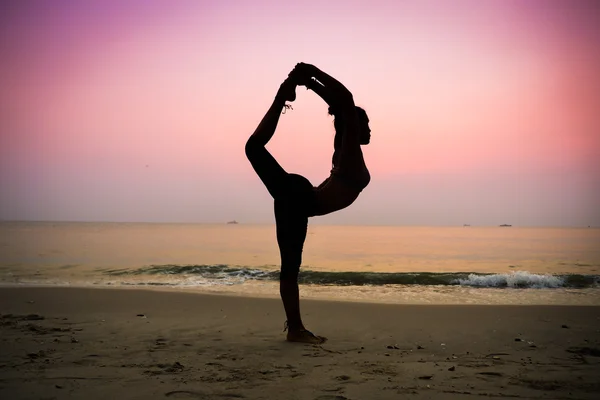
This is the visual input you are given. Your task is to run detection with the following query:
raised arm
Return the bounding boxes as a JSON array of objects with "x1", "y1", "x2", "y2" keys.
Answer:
[
  {"x1": 304, "y1": 78, "x2": 334, "y2": 107},
  {"x1": 293, "y1": 63, "x2": 355, "y2": 109}
]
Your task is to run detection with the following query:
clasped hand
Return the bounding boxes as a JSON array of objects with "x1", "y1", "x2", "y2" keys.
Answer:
[{"x1": 288, "y1": 62, "x2": 317, "y2": 87}]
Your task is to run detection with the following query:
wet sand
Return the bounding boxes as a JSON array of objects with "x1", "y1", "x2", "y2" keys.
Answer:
[{"x1": 1, "y1": 287, "x2": 599, "y2": 399}]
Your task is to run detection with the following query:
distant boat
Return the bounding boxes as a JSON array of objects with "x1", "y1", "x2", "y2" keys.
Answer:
[
  {"x1": 463, "y1": 224, "x2": 470, "y2": 227},
  {"x1": 227, "y1": 220, "x2": 239, "y2": 225},
  {"x1": 499, "y1": 224, "x2": 512, "y2": 227}
]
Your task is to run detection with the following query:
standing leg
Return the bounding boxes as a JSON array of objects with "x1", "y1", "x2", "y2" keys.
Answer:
[
  {"x1": 275, "y1": 198, "x2": 306, "y2": 331},
  {"x1": 275, "y1": 184, "x2": 326, "y2": 344}
]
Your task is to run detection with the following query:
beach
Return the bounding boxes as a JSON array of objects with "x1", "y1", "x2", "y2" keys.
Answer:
[{"x1": 1, "y1": 287, "x2": 599, "y2": 399}]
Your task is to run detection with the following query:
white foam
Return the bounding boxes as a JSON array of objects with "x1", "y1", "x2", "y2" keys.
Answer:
[{"x1": 454, "y1": 271, "x2": 565, "y2": 288}]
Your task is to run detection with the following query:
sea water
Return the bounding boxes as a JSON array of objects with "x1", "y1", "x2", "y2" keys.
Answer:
[{"x1": 1, "y1": 222, "x2": 599, "y2": 305}]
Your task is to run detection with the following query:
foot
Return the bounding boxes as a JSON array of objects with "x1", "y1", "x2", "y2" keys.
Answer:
[
  {"x1": 288, "y1": 66, "x2": 312, "y2": 88},
  {"x1": 276, "y1": 77, "x2": 297, "y2": 103},
  {"x1": 286, "y1": 329, "x2": 327, "y2": 344}
]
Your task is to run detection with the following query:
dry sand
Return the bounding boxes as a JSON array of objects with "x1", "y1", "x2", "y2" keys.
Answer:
[{"x1": 1, "y1": 287, "x2": 599, "y2": 399}]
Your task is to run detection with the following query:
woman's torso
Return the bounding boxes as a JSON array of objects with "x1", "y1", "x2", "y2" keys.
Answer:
[{"x1": 311, "y1": 167, "x2": 370, "y2": 216}]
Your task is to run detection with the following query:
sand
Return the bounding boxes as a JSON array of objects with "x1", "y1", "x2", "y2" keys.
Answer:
[{"x1": 0, "y1": 287, "x2": 599, "y2": 399}]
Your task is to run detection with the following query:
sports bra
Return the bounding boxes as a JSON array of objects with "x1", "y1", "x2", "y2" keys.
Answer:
[{"x1": 311, "y1": 168, "x2": 370, "y2": 216}]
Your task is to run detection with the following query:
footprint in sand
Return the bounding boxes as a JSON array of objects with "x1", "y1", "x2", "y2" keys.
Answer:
[
  {"x1": 165, "y1": 391, "x2": 245, "y2": 399},
  {"x1": 566, "y1": 346, "x2": 600, "y2": 357},
  {"x1": 144, "y1": 362, "x2": 185, "y2": 375},
  {"x1": 165, "y1": 391, "x2": 207, "y2": 399}
]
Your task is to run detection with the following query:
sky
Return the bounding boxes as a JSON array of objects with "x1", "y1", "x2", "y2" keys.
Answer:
[{"x1": 1, "y1": 0, "x2": 599, "y2": 226}]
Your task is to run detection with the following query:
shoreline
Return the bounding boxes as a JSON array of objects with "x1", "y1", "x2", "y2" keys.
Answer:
[
  {"x1": 1, "y1": 287, "x2": 599, "y2": 399},
  {"x1": 1, "y1": 281, "x2": 599, "y2": 306},
  {"x1": 1, "y1": 282, "x2": 598, "y2": 304}
]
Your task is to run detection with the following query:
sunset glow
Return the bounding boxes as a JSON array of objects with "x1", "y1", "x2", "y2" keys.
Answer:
[{"x1": 1, "y1": 0, "x2": 598, "y2": 226}]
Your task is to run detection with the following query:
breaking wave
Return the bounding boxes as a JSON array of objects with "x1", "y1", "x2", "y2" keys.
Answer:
[{"x1": 103, "y1": 265, "x2": 600, "y2": 289}]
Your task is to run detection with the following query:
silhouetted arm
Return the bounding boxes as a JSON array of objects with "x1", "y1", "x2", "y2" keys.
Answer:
[
  {"x1": 293, "y1": 63, "x2": 355, "y2": 109},
  {"x1": 301, "y1": 64, "x2": 355, "y2": 108},
  {"x1": 304, "y1": 78, "x2": 335, "y2": 107}
]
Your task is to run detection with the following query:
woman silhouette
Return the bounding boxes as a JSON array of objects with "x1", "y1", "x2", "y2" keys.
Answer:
[{"x1": 245, "y1": 63, "x2": 371, "y2": 344}]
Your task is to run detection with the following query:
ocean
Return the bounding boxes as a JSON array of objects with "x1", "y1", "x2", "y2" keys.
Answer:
[{"x1": 1, "y1": 222, "x2": 599, "y2": 305}]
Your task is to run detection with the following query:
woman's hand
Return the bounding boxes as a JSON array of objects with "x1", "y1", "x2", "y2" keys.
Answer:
[
  {"x1": 301, "y1": 64, "x2": 353, "y2": 103},
  {"x1": 293, "y1": 62, "x2": 318, "y2": 76},
  {"x1": 289, "y1": 63, "x2": 315, "y2": 86},
  {"x1": 292, "y1": 62, "x2": 355, "y2": 108}
]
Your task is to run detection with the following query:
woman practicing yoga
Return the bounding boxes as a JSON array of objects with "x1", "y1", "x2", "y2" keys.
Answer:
[{"x1": 245, "y1": 63, "x2": 371, "y2": 344}]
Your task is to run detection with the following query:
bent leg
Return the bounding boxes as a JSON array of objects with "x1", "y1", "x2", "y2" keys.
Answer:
[
  {"x1": 245, "y1": 81, "x2": 296, "y2": 199},
  {"x1": 245, "y1": 136, "x2": 289, "y2": 199}
]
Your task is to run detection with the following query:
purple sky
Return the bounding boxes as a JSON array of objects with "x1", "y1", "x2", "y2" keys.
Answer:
[{"x1": 1, "y1": 0, "x2": 599, "y2": 226}]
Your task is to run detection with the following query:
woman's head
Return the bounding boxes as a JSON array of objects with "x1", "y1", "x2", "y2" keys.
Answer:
[
  {"x1": 355, "y1": 107, "x2": 371, "y2": 145},
  {"x1": 329, "y1": 106, "x2": 371, "y2": 146}
]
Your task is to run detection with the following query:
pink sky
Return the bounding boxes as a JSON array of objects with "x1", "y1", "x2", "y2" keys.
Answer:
[{"x1": 1, "y1": 0, "x2": 599, "y2": 226}]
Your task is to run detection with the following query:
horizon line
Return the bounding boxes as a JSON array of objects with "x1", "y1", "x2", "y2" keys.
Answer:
[{"x1": 0, "y1": 220, "x2": 596, "y2": 229}]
